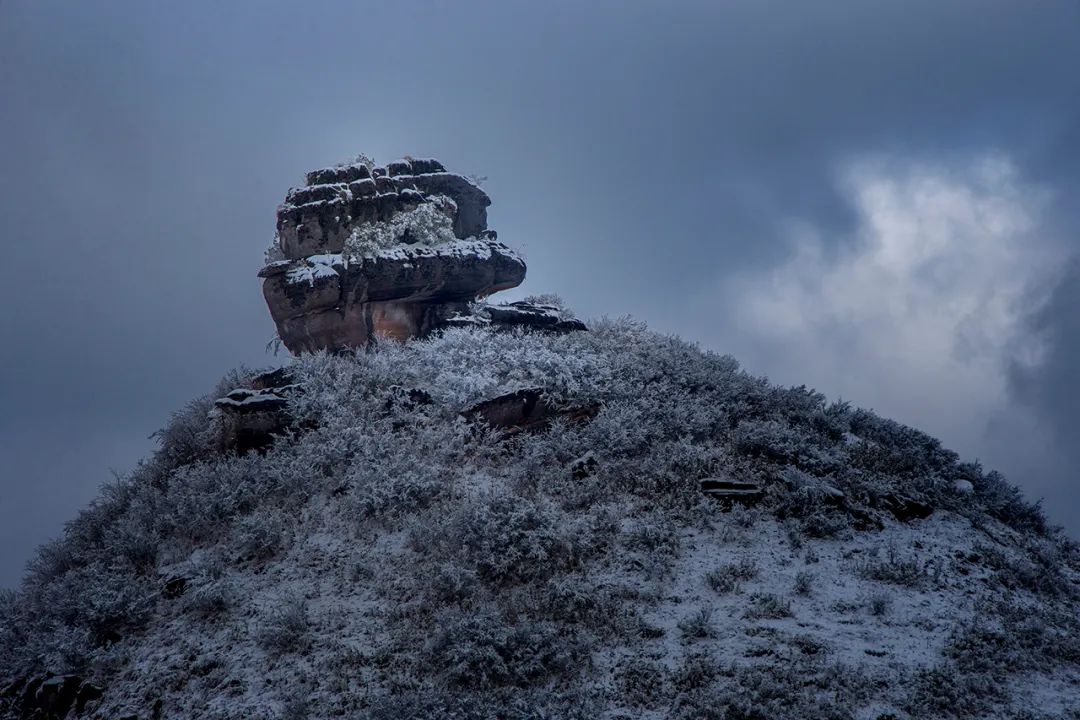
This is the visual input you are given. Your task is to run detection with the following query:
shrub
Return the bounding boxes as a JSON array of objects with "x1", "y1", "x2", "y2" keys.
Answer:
[
  {"x1": 433, "y1": 492, "x2": 582, "y2": 586},
  {"x1": 617, "y1": 655, "x2": 671, "y2": 707},
  {"x1": 743, "y1": 593, "x2": 792, "y2": 620},
  {"x1": 232, "y1": 508, "x2": 288, "y2": 562},
  {"x1": 706, "y1": 559, "x2": 758, "y2": 595},
  {"x1": 678, "y1": 606, "x2": 716, "y2": 641},
  {"x1": 854, "y1": 547, "x2": 926, "y2": 587},
  {"x1": 867, "y1": 592, "x2": 892, "y2": 617},
  {"x1": 257, "y1": 594, "x2": 310, "y2": 656},
  {"x1": 423, "y1": 608, "x2": 574, "y2": 689},
  {"x1": 793, "y1": 571, "x2": 815, "y2": 596}
]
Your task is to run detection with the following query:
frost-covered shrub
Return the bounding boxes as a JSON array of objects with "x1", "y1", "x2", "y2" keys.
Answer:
[
  {"x1": 743, "y1": 593, "x2": 793, "y2": 620},
  {"x1": 854, "y1": 547, "x2": 927, "y2": 587},
  {"x1": 732, "y1": 418, "x2": 838, "y2": 474},
  {"x1": 257, "y1": 594, "x2": 310, "y2": 656},
  {"x1": 542, "y1": 574, "x2": 618, "y2": 629},
  {"x1": 670, "y1": 659, "x2": 868, "y2": 720},
  {"x1": 345, "y1": 198, "x2": 458, "y2": 258},
  {"x1": 183, "y1": 578, "x2": 235, "y2": 618},
  {"x1": 867, "y1": 592, "x2": 892, "y2": 617},
  {"x1": 973, "y1": 470, "x2": 1048, "y2": 536},
  {"x1": 364, "y1": 688, "x2": 601, "y2": 720},
  {"x1": 350, "y1": 469, "x2": 446, "y2": 521},
  {"x1": 231, "y1": 507, "x2": 289, "y2": 562},
  {"x1": 793, "y1": 571, "x2": 816, "y2": 596},
  {"x1": 423, "y1": 608, "x2": 575, "y2": 689},
  {"x1": 617, "y1": 655, "x2": 671, "y2": 707},
  {"x1": 706, "y1": 559, "x2": 758, "y2": 595},
  {"x1": 945, "y1": 603, "x2": 1080, "y2": 676},
  {"x1": 419, "y1": 492, "x2": 583, "y2": 586},
  {"x1": 420, "y1": 563, "x2": 479, "y2": 608},
  {"x1": 5, "y1": 314, "x2": 1074, "y2": 716},
  {"x1": 906, "y1": 663, "x2": 1007, "y2": 719},
  {"x1": 678, "y1": 606, "x2": 717, "y2": 641}
]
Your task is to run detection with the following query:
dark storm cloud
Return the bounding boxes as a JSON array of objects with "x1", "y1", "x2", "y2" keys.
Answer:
[{"x1": 2, "y1": 0, "x2": 1079, "y2": 586}]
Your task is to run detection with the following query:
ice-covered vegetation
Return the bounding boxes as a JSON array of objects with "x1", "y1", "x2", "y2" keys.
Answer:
[
  {"x1": 345, "y1": 197, "x2": 459, "y2": 259},
  {"x1": 2, "y1": 319, "x2": 1078, "y2": 719}
]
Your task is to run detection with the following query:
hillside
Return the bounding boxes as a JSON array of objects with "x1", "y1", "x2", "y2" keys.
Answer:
[
  {"x1": 2, "y1": 155, "x2": 1078, "y2": 719},
  {"x1": 3, "y1": 319, "x2": 1079, "y2": 719}
]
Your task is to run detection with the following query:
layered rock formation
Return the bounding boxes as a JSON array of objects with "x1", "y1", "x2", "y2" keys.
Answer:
[{"x1": 262, "y1": 156, "x2": 527, "y2": 353}]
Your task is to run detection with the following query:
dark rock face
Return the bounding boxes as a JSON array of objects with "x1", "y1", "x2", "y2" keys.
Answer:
[
  {"x1": 1, "y1": 674, "x2": 103, "y2": 719},
  {"x1": 700, "y1": 478, "x2": 764, "y2": 504},
  {"x1": 276, "y1": 162, "x2": 491, "y2": 261},
  {"x1": 263, "y1": 155, "x2": 527, "y2": 354},
  {"x1": 441, "y1": 301, "x2": 587, "y2": 334},
  {"x1": 211, "y1": 368, "x2": 300, "y2": 453},
  {"x1": 463, "y1": 388, "x2": 599, "y2": 438},
  {"x1": 879, "y1": 494, "x2": 935, "y2": 523}
]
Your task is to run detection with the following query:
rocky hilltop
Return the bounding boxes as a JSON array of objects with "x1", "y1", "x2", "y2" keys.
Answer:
[
  {"x1": 2, "y1": 155, "x2": 1079, "y2": 720},
  {"x1": 260, "y1": 156, "x2": 568, "y2": 354}
]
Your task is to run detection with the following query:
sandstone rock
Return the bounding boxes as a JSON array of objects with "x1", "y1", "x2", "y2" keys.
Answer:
[
  {"x1": 570, "y1": 451, "x2": 598, "y2": 480},
  {"x1": 263, "y1": 240, "x2": 525, "y2": 354},
  {"x1": 386, "y1": 159, "x2": 412, "y2": 176},
  {"x1": 700, "y1": 478, "x2": 763, "y2": 504},
  {"x1": 409, "y1": 157, "x2": 446, "y2": 174},
  {"x1": 276, "y1": 160, "x2": 492, "y2": 261},
  {"x1": 462, "y1": 388, "x2": 599, "y2": 438},
  {"x1": 264, "y1": 155, "x2": 522, "y2": 353},
  {"x1": 305, "y1": 162, "x2": 371, "y2": 186},
  {"x1": 211, "y1": 369, "x2": 300, "y2": 453},
  {"x1": 441, "y1": 301, "x2": 587, "y2": 334}
]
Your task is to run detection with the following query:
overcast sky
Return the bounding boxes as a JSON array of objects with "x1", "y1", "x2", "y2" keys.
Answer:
[{"x1": 1, "y1": 0, "x2": 1078, "y2": 588}]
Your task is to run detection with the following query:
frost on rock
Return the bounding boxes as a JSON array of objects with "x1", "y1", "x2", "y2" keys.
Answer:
[
  {"x1": 284, "y1": 254, "x2": 343, "y2": 286},
  {"x1": 260, "y1": 154, "x2": 531, "y2": 353}
]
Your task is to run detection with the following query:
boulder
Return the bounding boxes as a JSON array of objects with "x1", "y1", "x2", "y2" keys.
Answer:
[
  {"x1": 263, "y1": 155, "x2": 524, "y2": 354},
  {"x1": 211, "y1": 368, "x2": 300, "y2": 453},
  {"x1": 441, "y1": 301, "x2": 587, "y2": 334},
  {"x1": 462, "y1": 388, "x2": 599, "y2": 438},
  {"x1": 878, "y1": 494, "x2": 934, "y2": 523},
  {"x1": 700, "y1": 478, "x2": 763, "y2": 504},
  {"x1": 262, "y1": 240, "x2": 526, "y2": 354}
]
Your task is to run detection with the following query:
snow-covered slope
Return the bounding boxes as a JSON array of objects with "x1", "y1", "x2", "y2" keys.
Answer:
[{"x1": 2, "y1": 319, "x2": 1078, "y2": 720}]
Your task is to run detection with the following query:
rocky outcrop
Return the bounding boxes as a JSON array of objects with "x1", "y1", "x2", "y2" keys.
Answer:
[
  {"x1": 440, "y1": 300, "x2": 587, "y2": 334},
  {"x1": 211, "y1": 368, "x2": 299, "y2": 453},
  {"x1": 263, "y1": 156, "x2": 527, "y2": 353},
  {"x1": 261, "y1": 240, "x2": 526, "y2": 353},
  {"x1": 700, "y1": 478, "x2": 764, "y2": 504},
  {"x1": 462, "y1": 388, "x2": 599, "y2": 438}
]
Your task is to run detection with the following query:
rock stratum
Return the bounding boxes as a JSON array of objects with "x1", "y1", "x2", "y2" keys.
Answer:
[{"x1": 262, "y1": 157, "x2": 531, "y2": 353}]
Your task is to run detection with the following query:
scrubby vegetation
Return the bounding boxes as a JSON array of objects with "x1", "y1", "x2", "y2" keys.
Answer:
[{"x1": 1, "y1": 319, "x2": 1077, "y2": 719}]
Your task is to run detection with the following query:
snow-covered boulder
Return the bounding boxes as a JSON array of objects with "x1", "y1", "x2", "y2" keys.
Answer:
[{"x1": 262, "y1": 156, "x2": 526, "y2": 354}]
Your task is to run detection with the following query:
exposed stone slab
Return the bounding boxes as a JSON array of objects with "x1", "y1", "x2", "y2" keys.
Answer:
[
  {"x1": 262, "y1": 239, "x2": 525, "y2": 353},
  {"x1": 441, "y1": 301, "x2": 587, "y2": 334},
  {"x1": 462, "y1": 388, "x2": 599, "y2": 438}
]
